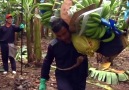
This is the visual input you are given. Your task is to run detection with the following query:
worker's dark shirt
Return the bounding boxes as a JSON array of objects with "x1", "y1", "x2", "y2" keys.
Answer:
[
  {"x1": 0, "y1": 25, "x2": 22, "y2": 43},
  {"x1": 41, "y1": 39, "x2": 88, "y2": 80}
]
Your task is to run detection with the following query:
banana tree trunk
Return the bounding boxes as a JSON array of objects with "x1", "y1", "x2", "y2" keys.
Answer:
[
  {"x1": 15, "y1": 14, "x2": 22, "y2": 45},
  {"x1": 26, "y1": 19, "x2": 33, "y2": 63},
  {"x1": 34, "y1": 7, "x2": 42, "y2": 66},
  {"x1": 30, "y1": 18, "x2": 34, "y2": 43}
]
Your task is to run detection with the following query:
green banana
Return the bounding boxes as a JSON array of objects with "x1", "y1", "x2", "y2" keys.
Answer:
[
  {"x1": 42, "y1": 17, "x2": 51, "y2": 24},
  {"x1": 88, "y1": 15, "x2": 101, "y2": 23},
  {"x1": 99, "y1": 25, "x2": 106, "y2": 39},
  {"x1": 84, "y1": 27, "x2": 96, "y2": 33},
  {"x1": 92, "y1": 0, "x2": 100, "y2": 7},
  {"x1": 110, "y1": 0, "x2": 116, "y2": 7},
  {"x1": 84, "y1": 27, "x2": 96, "y2": 37},
  {"x1": 90, "y1": 27, "x2": 101, "y2": 39},
  {"x1": 86, "y1": 22, "x2": 99, "y2": 28},
  {"x1": 101, "y1": 4, "x2": 110, "y2": 18},
  {"x1": 41, "y1": 11, "x2": 53, "y2": 19},
  {"x1": 101, "y1": 32, "x2": 115, "y2": 42},
  {"x1": 88, "y1": 0, "x2": 93, "y2": 5},
  {"x1": 88, "y1": 16, "x2": 93, "y2": 20},
  {"x1": 40, "y1": 6, "x2": 52, "y2": 11},
  {"x1": 121, "y1": 21, "x2": 128, "y2": 30},
  {"x1": 39, "y1": 3, "x2": 53, "y2": 8},
  {"x1": 86, "y1": 20, "x2": 95, "y2": 24},
  {"x1": 45, "y1": 17, "x2": 51, "y2": 21},
  {"x1": 91, "y1": 17, "x2": 101, "y2": 23},
  {"x1": 82, "y1": 0, "x2": 89, "y2": 7},
  {"x1": 97, "y1": 26, "x2": 102, "y2": 38},
  {"x1": 76, "y1": 4, "x2": 85, "y2": 9},
  {"x1": 73, "y1": 0, "x2": 80, "y2": 4},
  {"x1": 90, "y1": 12, "x2": 101, "y2": 19}
]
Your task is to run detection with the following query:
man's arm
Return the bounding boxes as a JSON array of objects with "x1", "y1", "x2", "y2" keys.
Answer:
[
  {"x1": 41, "y1": 44, "x2": 54, "y2": 80},
  {"x1": 12, "y1": 24, "x2": 24, "y2": 32},
  {"x1": 39, "y1": 40, "x2": 56, "y2": 90}
]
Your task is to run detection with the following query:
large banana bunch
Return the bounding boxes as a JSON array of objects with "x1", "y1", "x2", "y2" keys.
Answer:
[
  {"x1": 82, "y1": 12, "x2": 116, "y2": 42},
  {"x1": 39, "y1": 0, "x2": 62, "y2": 27},
  {"x1": 83, "y1": 12, "x2": 106, "y2": 39}
]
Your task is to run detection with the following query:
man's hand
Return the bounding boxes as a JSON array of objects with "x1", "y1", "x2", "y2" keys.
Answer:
[
  {"x1": 39, "y1": 78, "x2": 46, "y2": 90},
  {"x1": 19, "y1": 24, "x2": 25, "y2": 29}
]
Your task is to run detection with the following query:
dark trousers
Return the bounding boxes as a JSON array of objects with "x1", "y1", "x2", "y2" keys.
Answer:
[
  {"x1": 55, "y1": 60, "x2": 88, "y2": 90},
  {"x1": 56, "y1": 75, "x2": 87, "y2": 90},
  {"x1": 1, "y1": 44, "x2": 16, "y2": 71},
  {"x1": 55, "y1": 61, "x2": 88, "y2": 90}
]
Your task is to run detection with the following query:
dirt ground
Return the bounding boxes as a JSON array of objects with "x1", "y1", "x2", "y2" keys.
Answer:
[{"x1": 0, "y1": 38, "x2": 129, "y2": 90}]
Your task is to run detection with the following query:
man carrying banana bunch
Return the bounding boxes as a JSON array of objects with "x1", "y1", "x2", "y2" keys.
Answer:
[{"x1": 39, "y1": 17, "x2": 88, "y2": 90}]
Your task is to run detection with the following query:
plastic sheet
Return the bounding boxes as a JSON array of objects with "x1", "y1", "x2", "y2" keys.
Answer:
[{"x1": 74, "y1": 7, "x2": 103, "y2": 36}]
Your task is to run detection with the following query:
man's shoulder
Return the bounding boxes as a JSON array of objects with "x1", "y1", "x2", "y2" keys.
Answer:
[{"x1": 50, "y1": 39, "x2": 58, "y2": 46}]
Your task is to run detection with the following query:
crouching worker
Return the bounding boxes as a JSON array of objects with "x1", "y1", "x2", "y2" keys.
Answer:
[
  {"x1": 39, "y1": 18, "x2": 88, "y2": 90},
  {"x1": 0, "y1": 14, "x2": 24, "y2": 74}
]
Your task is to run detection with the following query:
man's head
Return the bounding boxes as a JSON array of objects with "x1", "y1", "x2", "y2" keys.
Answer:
[
  {"x1": 51, "y1": 18, "x2": 71, "y2": 43},
  {"x1": 5, "y1": 14, "x2": 13, "y2": 24}
]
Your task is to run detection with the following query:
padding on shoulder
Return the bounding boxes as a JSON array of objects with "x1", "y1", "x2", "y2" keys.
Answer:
[{"x1": 50, "y1": 39, "x2": 58, "y2": 46}]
